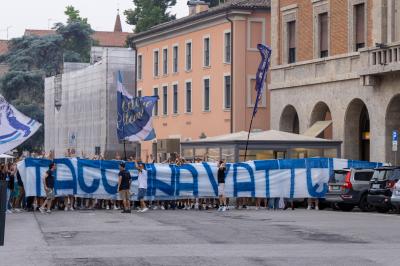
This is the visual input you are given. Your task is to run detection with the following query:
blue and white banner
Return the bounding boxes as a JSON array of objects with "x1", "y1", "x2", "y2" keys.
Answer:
[
  {"x1": 0, "y1": 95, "x2": 41, "y2": 154},
  {"x1": 117, "y1": 71, "x2": 158, "y2": 141},
  {"x1": 17, "y1": 158, "x2": 382, "y2": 200},
  {"x1": 253, "y1": 44, "x2": 272, "y2": 116}
]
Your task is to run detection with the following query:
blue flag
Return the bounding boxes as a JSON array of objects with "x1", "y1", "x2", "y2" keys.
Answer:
[
  {"x1": 253, "y1": 44, "x2": 272, "y2": 116},
  {"x1": 117, "y1": 71, "x2": 158, "y2": 141}
]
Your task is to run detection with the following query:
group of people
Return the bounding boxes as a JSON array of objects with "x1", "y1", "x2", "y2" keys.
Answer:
[{"x1": 2, "y1": 152, "x2": 322, "y2": 215}]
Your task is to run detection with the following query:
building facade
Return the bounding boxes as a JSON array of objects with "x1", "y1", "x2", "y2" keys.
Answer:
[
  {"x1": 270, "y1": 0, "x2": 400, "y2": 164},
  {"x1": 133, "y1": 0, "x2": 271, "y2": 160}
]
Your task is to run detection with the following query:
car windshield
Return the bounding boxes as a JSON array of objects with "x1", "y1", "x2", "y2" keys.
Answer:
[
  {"x1": 388, "y1": 169, "x2": 400, "y2": 180},
  {"x1": 330, "y1": 171, "x2": 348, "y2": 183},
  {"x1": 372, "y1": 170, "x2": 392, "y2": 181}
]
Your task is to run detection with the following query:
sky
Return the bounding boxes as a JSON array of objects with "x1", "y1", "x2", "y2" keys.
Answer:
[{"x1": 0, "y1": 0, "x2": 189, "y2": 40}]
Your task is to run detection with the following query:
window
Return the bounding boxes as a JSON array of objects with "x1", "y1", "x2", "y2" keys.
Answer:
[
  {"x1": 355, "y1": 3, "x2": 365, "y2": 51},
  {"x1": 153, "y1": 87, "x2": 159, "y2": 116},
  {"x1": 224, "y1": 75, "x2": 231, "y2": 109},
  {"x1": 185, "y1": 81, "x2": 192, "y2": 113},
  {"x1": 354, "y1": 171, "x2": 374, "y2": 181},
  {"x1": 153, "y1": 50, "x2": 159, "y2": 77},
  {"x1": 173, "y1": 45, "x2": 178, "y2": 73},
  {"x1": 137, "y1": 54, "x2": 142, "y2": 80},
  {"x1": 173, "y1": 84, "x2": 178, "y2": 114},
  {"x1": 163, "y1": 48, "x2": 168, "y2": 75},
  {"x1": 203, "y1": 78, "x2": 210, "y2": 111},
  {"x1": 224, "y1": 32, "x2": 231, "y2": 63},
  {"x1": 204, "y1": 37, "x2": 210, "y2": 67},
  {"x1": 287, "y1": 21, "x2": 296, "y2": 63},
  {"x1": 319, "y1": 13, "x2": 329, "y2": 58},
  {"x1": 137, "y1": 89, "x2": 142, "y2": 97},
  {"x1": 163, "y1": 85, "x2": 168, "y2": 115},
  {"x1": 186, "y1": 41, "x2": 192, "y2": 71}
]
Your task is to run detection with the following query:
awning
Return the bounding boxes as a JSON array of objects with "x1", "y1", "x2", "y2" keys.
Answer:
[{"x1": 303, "y1": 120, "x2": 332, "y2": 137}]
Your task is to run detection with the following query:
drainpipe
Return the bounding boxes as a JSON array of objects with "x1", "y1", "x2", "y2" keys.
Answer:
[
  {"x1": 132, "y1": 44, "x2": 138, "y2": 97},
  {"x1": 226, "y1": 12, "x2": 234, "y2": 133},
  {"x1": 132, "y1": 43, "x2": 139, "y2": 158}
]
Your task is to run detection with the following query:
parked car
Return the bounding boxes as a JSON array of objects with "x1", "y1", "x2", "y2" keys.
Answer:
[
  {"x1": 367, "y1": 166, "x2": 400, "y2": 213},
  {"x1": 325, "y1": 168, "x2": 375, "y2": 212},
  {"x1": 390, "y1": 180, "x2": 400, "y2": 212}
]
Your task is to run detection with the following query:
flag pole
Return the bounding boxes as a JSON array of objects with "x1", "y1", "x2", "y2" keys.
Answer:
[
  {"x1": 243, "y1": 44, "x2": 271, "y2": 162},
  {"x1": 244, "y1": 109, "x2": 256, "y2": 161}
]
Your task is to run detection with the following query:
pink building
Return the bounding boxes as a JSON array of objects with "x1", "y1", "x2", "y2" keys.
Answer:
[{"x1": 132, "y1": 0, "x2": 271, "y2": 160}]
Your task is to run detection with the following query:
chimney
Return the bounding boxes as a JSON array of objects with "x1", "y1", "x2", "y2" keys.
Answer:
[{"x1": 187, "y1": 0, "x2": 209, "y2": 16}]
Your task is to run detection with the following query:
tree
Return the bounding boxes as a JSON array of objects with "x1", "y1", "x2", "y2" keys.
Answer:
[
  {"x1": 124, "y1": 0, "x2": 177, "y2": 33},
  {"x1": 54, "y1": 5, "x2": 95, "y2": 62}
]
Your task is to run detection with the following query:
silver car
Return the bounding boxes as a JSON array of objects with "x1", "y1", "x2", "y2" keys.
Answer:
[{"x1": 390, "y1": 180, "x2": 400, "y2": 211}]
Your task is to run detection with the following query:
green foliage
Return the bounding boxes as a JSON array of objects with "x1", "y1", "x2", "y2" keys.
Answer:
[
  {"x1": 124, "y1": 0, "x2": 177, "y2": 33},
  {"x1": 1, "y1": 35, "x2": 64, "y2": 76},
  {"x1": 64, "y1": 5, "x2": 88, "y2": 24},
  {"x1": 54, "y1": 6, "x2": 95, "y2": 63}
]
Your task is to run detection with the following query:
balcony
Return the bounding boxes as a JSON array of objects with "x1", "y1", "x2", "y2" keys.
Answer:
[
  {"x1": 270, "y1": 53, "x2": 360, "y2": 90},
  {"x1": 359, "y1": 42, "x2": 400, "y2": 77}
]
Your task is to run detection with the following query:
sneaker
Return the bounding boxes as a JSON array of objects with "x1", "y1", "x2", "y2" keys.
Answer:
[
  {"x1": 125, "y1": 210, "x2": 131, "y2": 213},
  {"x1": 194, "y1": 203, "x2": 199, "y2": 210},
  {"x1": 307, "y1": 206, "x2": 312, "y2": 210},
  {"x1": 69, "y1": 207, "x2": 75, "y2": 211},
  {"x1": 6, "y1": 209, "x2": 12, "y2": 214},
  {"x1": 106, "y1": 205, "x2": 110, "y2": 210},
  {"x1": 46, "y1": 210, "x2": 51, "y2": 214},
  {"x1": 217, "y1": 206, "x2": 222, "y2": 212},
  {"x1": 113, "y1": 205, "x2": 119, "y2": 210},
  {"x1": 141, "y1": 207, "x2": 149, "y2": 212},
  {"x1": 39, "y1": 207, "x2": 46, "y2": 214},
  {"x1": 161, "y1": 205, "x2": 165, "y2": 210},
  {"x1": 64, "y1": 207, "x2": 68, "y2": 211},
  {"x1": 222, "y1": 206, "x2": 227, "y2": 212},
  {"x1": 136, "y1": 209, "x2": 142, "y2": 213},
  {"x1": 152, "y1": 205, "x2": 158, "y2": 210},
  {"x1": 121, "y1": 210, "x2": 127, "y2": 213}
]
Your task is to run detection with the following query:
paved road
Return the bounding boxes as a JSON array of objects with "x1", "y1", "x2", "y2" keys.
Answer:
[{"x1": 1, "y1": 209, "x2": 400, "y2": 266}]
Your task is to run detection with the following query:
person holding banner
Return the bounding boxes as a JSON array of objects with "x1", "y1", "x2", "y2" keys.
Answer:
[
  {"x1": 217, "y1": 161, "x2": 227, "y2": 212},
  {"x1": 135, "y1": 157, "x2": 149, "y2": 213},
  {"x1": 118, "y1": 162, "x2": 132, "y2": 214},
  {"x1": 39, "y1": 163, "x2": 56, "y2": 214}
]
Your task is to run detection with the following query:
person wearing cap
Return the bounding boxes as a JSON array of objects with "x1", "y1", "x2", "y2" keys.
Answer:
[{"x1": 118, "y1": 162, "x2": 132, "y2": 213}]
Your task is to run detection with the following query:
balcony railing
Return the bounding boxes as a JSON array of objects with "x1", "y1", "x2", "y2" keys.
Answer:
[{"x1": 359, "y1": 42, "x2": 400, "y2": 76}]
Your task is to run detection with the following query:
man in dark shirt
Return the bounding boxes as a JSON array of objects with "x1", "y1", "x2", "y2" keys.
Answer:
[
  {"x1": 39, "y1": 162, "x2": 56, "y2": 214},
  {"x1": 217, "y1": 161, "x2": 227, "y2": 212},
  {"x1": 118, "y1": 162, "x2": 132, "y2": 213}
]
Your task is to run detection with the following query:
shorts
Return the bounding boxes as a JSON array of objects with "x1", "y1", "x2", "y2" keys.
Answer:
[
  {"x1": 138, "y1": 188, "x2": 146, "y2": 200},
  {"x1": 119, "y1": 189, "x2": 131, "y2": 201},
  {"x1": 218, "y1": 183, "x2": 225, "y2": 196},
  {"x1": 46, "y1": 188, "x2": 55, "y2": 200}
]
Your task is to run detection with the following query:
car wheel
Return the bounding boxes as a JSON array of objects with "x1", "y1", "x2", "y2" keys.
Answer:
[
  {"x1": 338, "y1": 203, "x2": 354, "y2": 212},
  {"x1": 359, "y1": 195, "x2": 374, "y2": 212},
  {"x1": 376, "y1": 207, "x2": 389, "y2": 213}
]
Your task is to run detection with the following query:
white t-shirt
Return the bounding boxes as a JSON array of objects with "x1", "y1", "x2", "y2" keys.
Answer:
[{"x1": 138, "y1": 169, "x2": 148, "y2": 189}]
